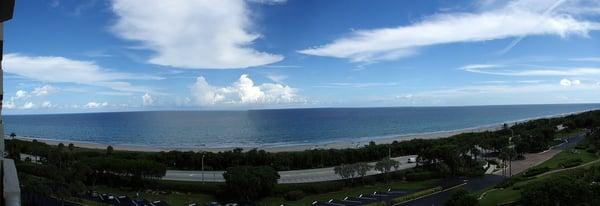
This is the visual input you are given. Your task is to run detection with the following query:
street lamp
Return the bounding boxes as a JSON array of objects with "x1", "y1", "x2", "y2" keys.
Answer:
[{"x1": 201, "y1": 154, "x2": 205, "y2": 183}]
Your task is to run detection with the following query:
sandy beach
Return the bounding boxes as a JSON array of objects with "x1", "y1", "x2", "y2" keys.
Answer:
[{"x1": 11, "y1": 109, "x2": 594, "y2": 153}]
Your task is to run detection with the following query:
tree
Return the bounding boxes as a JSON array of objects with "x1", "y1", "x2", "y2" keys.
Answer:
[
  {"x1": 106, "y1": 145, "x2": 114, "y2": 155},
  {"x1": 10, "y1": 132, "x2": 16, "y2": 139},
  {"x1": 68, "y1": 143, "x2": 75, "y2": 151},
  {"x1": 223, "y1": 166, "x2": 280, "y2": 201},
  {"x1": 58, "y1": 143, "x2": 65, "y2": 151},
  {"x1": 520, "y1": 175, "x2": 589, "y2": 206},
  {"x1": 355, "y1": 162, "x2": 372, "y2": 178},
  {"x1": 334, "y1": 164, "x2": 355, "y2": 180},
  {"x1": 375, "y1": 158, "x2": 399, "y2": 174},
  {"x1": 445, "y1": 189, "x2": 479, "y2": 206},
  {"x1": 375, "y1": 158, "x2": 399, "y2": 182}
]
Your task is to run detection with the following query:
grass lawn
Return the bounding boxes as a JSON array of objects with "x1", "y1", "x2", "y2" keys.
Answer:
[
  {"x1": 256, "y1": 179, "x2": 439, "y2": 206},
  {"x1": 554, "y1": 129, "x2": 585, "y2": 140},
  {"x1": 532, "y1": 149, "x2": 598, "y2": 171},
  {"x1": 479, "y1": 188, "x2": 521, "y2": 206},
  {"x1": 94, "y1": 186, "x2": 216, "y2": 205},
  {"x1": 478, "y1": 152, "x2": 600, "y2": 206}
]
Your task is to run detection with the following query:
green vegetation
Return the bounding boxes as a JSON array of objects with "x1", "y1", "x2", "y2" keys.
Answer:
[
  {"x1": 478, "y1": 188, "x2": 521, "y2": 206},
  {"x1": 445, "y1": 189, "x2": 479, "y2": 206},
  {"x1": 533, "y1": 149, "x2": 597, "y2": 171},
  {"x1": 223, "y1": 166, "x2": 280, "y2": 201},
  {"x1": 390, "y1": 186, "x2": 442, "y2": 204},
  {"x1": 257, "y1": 179, "x2": 438, "y2": 206},
  {"x1": 479, "y1": 127, "x2": 600, "y2": 206},
  {"x1": 94, "y1": 186, "x2": 215, "y2": 205},
  {"x1": 9, "y1": 110, "x2": 600, "y2": 204}
]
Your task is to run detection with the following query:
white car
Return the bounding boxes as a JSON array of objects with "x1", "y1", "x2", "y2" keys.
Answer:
[{"x1": 408, "y1": 157, "x2": 416, "y2": 163}]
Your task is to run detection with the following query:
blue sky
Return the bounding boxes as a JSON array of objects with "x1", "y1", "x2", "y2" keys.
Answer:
[{"x1": 3, "y1": 0, "x2": 600, "y2": 114}]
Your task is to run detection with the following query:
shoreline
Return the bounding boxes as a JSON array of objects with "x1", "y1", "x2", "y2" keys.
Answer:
[{"x1": 12, "y1": 109, "x2": 597, "y2": 153}]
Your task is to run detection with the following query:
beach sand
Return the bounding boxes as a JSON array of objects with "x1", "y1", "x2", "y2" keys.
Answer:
[
  {"x1": 12, "y1": 123, "x2": 503, "y2": 153},
  {"x1": 11, "y1": 109, "x2": 591, "y2": 153}
]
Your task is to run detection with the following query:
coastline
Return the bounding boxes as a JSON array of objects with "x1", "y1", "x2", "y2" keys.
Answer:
[{"x1": 11, "y1": 108, "x2": 597, "y2": 153}]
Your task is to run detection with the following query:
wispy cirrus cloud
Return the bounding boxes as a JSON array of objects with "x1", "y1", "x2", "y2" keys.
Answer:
[
  {"x1": 461, "y1": 64, "x2": 600, "y2": 76},
  {"x1": 315, "y1": 82, "x2": 398, "y2": 88},
  {"x1": 111, "y1": 0, "x2": 283, "y2": 69},
  {"x1": 298, "y1": 0, "x2": 600, "y2": 63},
  {"x1": 3, "y1": 53, "x2": 161, "y2": 93}
]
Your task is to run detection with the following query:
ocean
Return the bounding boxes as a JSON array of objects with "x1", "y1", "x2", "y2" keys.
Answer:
[{"x1": 4, "y1": 104, "x2": 600, "y2": 149}]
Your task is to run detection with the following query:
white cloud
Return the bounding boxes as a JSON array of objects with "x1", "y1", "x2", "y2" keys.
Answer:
[
  {"x1": 41, "y1": 101, "x2": 53, "y2": 108},
  {"x1": 21, "y1": 102, "x2": 35, "y2": 109},
  {"x1": 85, "y1": 101, "x2": 108, "y2": 109},
  {"x1": 298, "y1": 0, "x2": 600, "y2": 62},
  {"x1": 111, "y1": 0, "x2": 283, "y2": 69},
  {"x1": 3, "y1": 100, "x2": 15, "y2": 109},
  {"x1": 560, "y1": 79, "x2": 581, "y2": 86},
  {"x1": 32, "y1": 85, "x2": 58, "y2": 96},
  {"x1": 15, "y1": 90, "x2": 29, "y2": 99},
  {"x1": 142, "y1": 93, "x2": 155, "y2": 106},
  {"x1": 570, "y1": 57, "x2": 600, "y2": 62},
  {"x1": 190, "y1": 76, "x2": 226, "y2": 105},
  {"x1": 462, "y1": 65, "x2": 600, "y2": 76},
  {"x1": 416, "y1": 82, "x2": 597, "y2": 99},
  {"x1": 190, "y1": 74, "x2": 300, "y2": 105},
  {"x1": 3, "y1": 53, "x2": 160, "y2": 93}
]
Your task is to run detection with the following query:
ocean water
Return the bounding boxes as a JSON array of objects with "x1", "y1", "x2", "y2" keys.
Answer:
[{"x1": 4, "y1": 104, "x2": 600, "y2": 149}]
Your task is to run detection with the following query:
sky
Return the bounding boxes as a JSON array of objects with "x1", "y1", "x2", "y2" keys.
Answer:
[{"x1": 2, "y1": 0, "x2": 600, "y2": 114}]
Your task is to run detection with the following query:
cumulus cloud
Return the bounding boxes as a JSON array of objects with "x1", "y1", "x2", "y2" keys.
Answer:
[
  {"x1": 142, "y1": 93, "x2": 155, "y2": 106},
  {"x1": 41, "y1": 101, "x2": 53, "y2": 108},
  {"x1": 32, "y1": 85, "x2": 58, "y2": 96},
  {"x1": 190, "y1": 74, "x2": 300, "y2": 106},
  {"x1": 3, "y1": 53, "x2": 160, "y2": 93},
  {"x1": 298, "y1": 0, "x2": 600, "y2": 62},
  {"x1": 21, "y1": 102, "x2": 35, "y2": 109},
  {"x1": 110, "y1": 0, "x2": 283, "y2": 69},
  {"x1": 15, "y1": 90, "x2": 29, "y2": 99},
  {"x1": 3, "y1": 100, "x2": 15, "y2": 109},
  {"x1": 560, "y1": 79, "x2": 581, "y2": 86},
  {"x1": 85, "y1": 101, "x2": 108, "y2": 109}
]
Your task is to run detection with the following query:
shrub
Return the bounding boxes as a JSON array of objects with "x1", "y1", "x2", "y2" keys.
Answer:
[
  {"x1": 445, "y1": 189, "x2": 479, "y2": 206},
  {"x1": 523, "y1": 167, "x2": 550, "y2": 177},
  {"x1": 560, "y1": 158, "x2": 583, "y2": 168},
  {"x1": 405, "y1": 170, "x2": 441, "y2": 181},
  {"x1": 587, "y1": 145, "x2": 597, "y2": 154},
  {"x1": 284, "y1": 190, "x2": 305, "y2": 201}
]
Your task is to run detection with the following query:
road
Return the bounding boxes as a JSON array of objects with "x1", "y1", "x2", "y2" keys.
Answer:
[
  {"x1": 399, "y1": 132, "x2": 587, "y2": 206},
  {"x1": 163, "y1": 155, "x2": 417, "y2": 184}
]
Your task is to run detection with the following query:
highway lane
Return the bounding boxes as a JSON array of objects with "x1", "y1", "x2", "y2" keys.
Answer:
[{"x1": 162, "y1": 155, "x2": 417, "y2": 184}]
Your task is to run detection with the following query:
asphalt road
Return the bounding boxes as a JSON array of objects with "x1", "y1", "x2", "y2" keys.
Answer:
[{"x1": 163, "y1": 155, "x2": 417, "y2": 184}]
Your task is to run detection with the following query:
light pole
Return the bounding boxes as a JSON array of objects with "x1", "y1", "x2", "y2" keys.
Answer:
[
  {"x1": 509, "y1": 129, "x2": 514, "y2": 177},
  {"x1": 201, "y1": 154, "x2": 205, "y2": 183}
]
